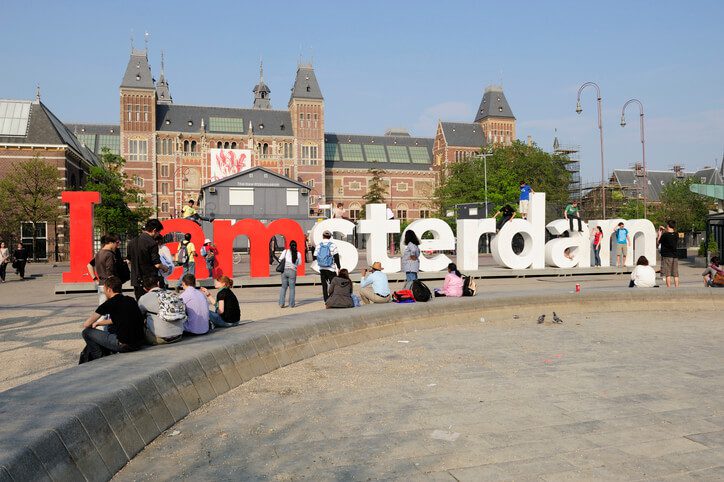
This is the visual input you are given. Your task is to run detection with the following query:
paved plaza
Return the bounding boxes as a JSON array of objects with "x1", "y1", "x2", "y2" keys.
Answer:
[
  {"x1": 0, "y1": 262, "x2": 710, "y2": 392},
  {"x1": 114, "y1": 309, "x2": 724, "y2": 481}
]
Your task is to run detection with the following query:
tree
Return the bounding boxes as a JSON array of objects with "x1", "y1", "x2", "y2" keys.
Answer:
[
  {"x1": 652, "y1": 177, "x2": 713, "y2": 233},
  {"x1": 84, "y1": 148, "x2": 154, "y2": 237},
  {"x1": 0, "y1": 156, "x2": 61, "y2": 260},
  {"x1": 361, "y1": 165, "x2": 387, "y2": 218},
  {"x1": 436, "y1": 141, "x2": 571, "y2": 214}
]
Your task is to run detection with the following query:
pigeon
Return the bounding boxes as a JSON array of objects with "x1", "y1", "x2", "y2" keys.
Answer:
[
  {"x1": 537, "y1": 314, "x2": 545, "y2": 324},
  {"x1": 553, "y1": 312, "x2": 563, "y2": 324}
]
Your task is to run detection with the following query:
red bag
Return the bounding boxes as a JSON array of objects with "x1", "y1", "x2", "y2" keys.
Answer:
[{"x1": 392, "y1": 289, "x2": 415, "y2": 303}]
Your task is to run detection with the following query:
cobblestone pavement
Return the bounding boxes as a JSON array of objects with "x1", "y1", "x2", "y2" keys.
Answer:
[
  {"x1": 115, "y1": 309, "x2": 724, "y2": 481},
  {"x1": 0, "y1": 262, "x2": 710, "y2": 392}
]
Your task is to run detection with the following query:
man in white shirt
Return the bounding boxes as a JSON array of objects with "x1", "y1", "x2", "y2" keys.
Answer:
[{"x1": 314, "y1": 231, "x2": 341, "y2": 302}]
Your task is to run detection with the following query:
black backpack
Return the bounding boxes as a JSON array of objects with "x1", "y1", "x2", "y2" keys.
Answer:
[{"x1": 411, "y1": 280, "x2": 432, "y2": 302}]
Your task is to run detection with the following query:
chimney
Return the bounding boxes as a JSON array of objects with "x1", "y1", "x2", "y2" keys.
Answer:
[{"x1": 526, "y1": 135, "x2": 532, "y2": 146}]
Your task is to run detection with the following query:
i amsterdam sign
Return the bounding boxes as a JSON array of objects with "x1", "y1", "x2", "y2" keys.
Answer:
[{"x1": 61, "y1": 191, "x2": 657, "y2": 283}]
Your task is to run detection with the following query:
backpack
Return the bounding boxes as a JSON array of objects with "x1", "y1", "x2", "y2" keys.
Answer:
[
  {"x1": 317, "y1": 242, "x2": 334, "y2": 268},
  {"x1": 176, "y1": 242, "x2": 189, "y2": 266},
  {"x1": 114, "y1": 251, "x2": 131, "y2": 283},
  {"x1": 392, "y1": 289, "x2": 415, "y2": 303},
  {"x1": 154, "y1": 290, "x2": 188, "y2": 324},
  {"x1": 463, "y1": 276, "x2": 477, "y2": 296},
  {"x1": 411, "y1": 280, "x2": 432, "y2": 302}
]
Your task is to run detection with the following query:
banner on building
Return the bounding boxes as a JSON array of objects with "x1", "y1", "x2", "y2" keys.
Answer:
[{"x1": 210, "y1": 148, "x2": 252, "y2": 181}]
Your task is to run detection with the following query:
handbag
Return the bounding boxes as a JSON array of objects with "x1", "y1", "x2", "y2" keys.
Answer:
[{"x1": 276, "y1": 251, "x2": 286, "y2": 273}]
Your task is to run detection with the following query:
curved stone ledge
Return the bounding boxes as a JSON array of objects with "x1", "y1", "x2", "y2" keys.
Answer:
[{"x1": 0, "y1": 288, "x2": 721, "y2": 481}]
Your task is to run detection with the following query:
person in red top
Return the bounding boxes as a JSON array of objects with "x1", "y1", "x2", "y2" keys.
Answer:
[
  {"x1": 592, "y1": 226, "x2": 603, "y2": 266},
  {"x1": 200, "y1": 239, "x2": 218, "y2": 278}
]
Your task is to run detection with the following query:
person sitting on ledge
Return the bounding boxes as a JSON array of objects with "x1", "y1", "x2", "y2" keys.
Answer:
[
  {"x1": 138, "y1": 275, "x2": 185, "y2": 345},
  {"x1": 326, "y1": 269, "x2": 354, "y2": 309},
  {"x1": 359, "y1": 262, "x2": 391, "y2": 304},
  {"x1": 702, "y1": 256, "x2": 724, "y2": 287},
  {"x1": 629, "y1": 256, "x2": 656, "y2": 288},
  {"x1": 201, "y1": 276, "x2": 241, "y2": 327},
  {"x1": 179, "y1": 274, "x2": 210, "y2": 335},
  {"x1": 81, "y1": 276, "x2": 146, "y2": 362},
  {"x1": 435, "y1": 263, "x2": 464, "y2": 297}
]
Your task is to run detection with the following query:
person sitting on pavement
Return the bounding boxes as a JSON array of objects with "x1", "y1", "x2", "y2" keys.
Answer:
[
  {"x1": 138, "y1": 275, "x2": 185, "y2": 345},
  {"x1": 325, "y1": 269, "x2": 354, "y2": 309},
  {"x1": 80, "y1": 276, "x2": 146, "y2": 362},
  {"x1": 434, "y1": 263, "x2": 464, "y2": 297},
  {"x1": 702, "y1": 256, "x2": 724, "y2": 287},
  {"x1": 179, "y1": 274, "x2": 210, "y2": 335},
  {"x1": 200, "y1": 276, "x2": 241, "y2": 327},
  {"x1": 629, "y1": 256, "x2": 656, "y2": 288},
  {"x1": 359, "y1": 262, "x2": 391, "y2": 304}
]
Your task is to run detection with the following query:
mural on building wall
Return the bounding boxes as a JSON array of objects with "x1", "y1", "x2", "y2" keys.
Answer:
[{"x1": 210, "y1": 149, "x2": 252, "y2": 181}]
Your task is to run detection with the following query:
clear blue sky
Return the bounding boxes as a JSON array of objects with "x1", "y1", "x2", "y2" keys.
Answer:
[{"x1": 3, "y1": 0, "x2": 723, "y2": 183}]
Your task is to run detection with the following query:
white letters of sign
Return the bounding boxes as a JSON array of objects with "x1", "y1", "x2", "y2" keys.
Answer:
[
  {"x1": 310, "y1": 219, "x2": 359, "y2": 273},
  {"x1": 401, "y1": 219, "x2": 456, "y2": 272},
  {"x1": 490, "y1": 192, "x2": 546, "y2": 269},
  {"x1": 356, "y1": 204, "x2": 401, "y2": 273}
]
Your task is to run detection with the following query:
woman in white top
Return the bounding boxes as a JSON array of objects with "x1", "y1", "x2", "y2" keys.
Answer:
[
  {"x1": 401, "y1": 231, "x2": 421, "y2": 289},
  {"x1": 278, "y1": 240, "x2": 303, "y2": 308},
  {"x1": 155, "y1": 235, "x2": 175, "y2": 288},
  {"x1": 629, "y1": 256, "x2": 656, "y2": 288},
  {"x1": 0, "y1": 241, "x2": 9, "y2": 282}
]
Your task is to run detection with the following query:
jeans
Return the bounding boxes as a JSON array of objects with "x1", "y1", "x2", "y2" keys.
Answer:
[
  {"x1": 279, "y1": 269, "x2": 297, "y2": 307},
  {"x1": 82, "y1": 327, "x2": 122, "y2": 359},
  {"x1": 568, "y1": 215, "x2": 582, "y2": 232},
  {"x1": 593, "y1": 245, "x2": 601, "y2": 266},
  {"x1": 404, "y1": 271, "x2": 417, "y2": 289},
  {"x1": 206, "y1": 259, "x2": 215, "y2": 278},
  {"x1": 0, "y1": 262, "x2": 7, "y2": 281},
  {"x1": 320, "y1": 269, "x2": 336, "y2": 301},
  {"x1": 177, "y1": 263, "x2": 195, "y2": 287},
  {"x1": 209, "y1": 311, "x2": 238, "y2": 328}
]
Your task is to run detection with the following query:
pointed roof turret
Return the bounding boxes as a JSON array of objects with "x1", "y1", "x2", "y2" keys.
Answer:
[
  {"x1": 252, "y1": 60, "x2": 271, "y2": 110},
  {"x1": 156, "y1": 51, "x2": 173, "y2": 104},
  {"x1": 474, "y1": 85, "x2": 515, "y2": 122},
  {"x1": 553, "y1": 128, "x2": 560, "y2": 151},
  {"x1": 289, "y1": 63, "x2": 323, "y2": 104},
  {"x1": 120, "y1": 48, "x2": 155, "y2": 90}
]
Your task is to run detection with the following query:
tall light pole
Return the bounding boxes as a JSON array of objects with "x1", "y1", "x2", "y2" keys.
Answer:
[
  {"x1": 620, "y1": 99, "x2": 647, "y2": 218},
  {"x1": 576, "y1": 82, "x2": 606, "y2": 219}
]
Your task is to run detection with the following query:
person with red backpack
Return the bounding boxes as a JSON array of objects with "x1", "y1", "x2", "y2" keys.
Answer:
[{"x1": 200, "y1": 239, "x2": 218, "y2": 278}]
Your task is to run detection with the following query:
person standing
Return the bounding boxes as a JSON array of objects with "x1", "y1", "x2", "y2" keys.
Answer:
[
  {"x1": 278, "y1": 240, "x2": 302, "y2": 308},
  {"x1": 80, "y1": 276, "x2": 146, "y2": 362},
  {"x1": 12, "y1": 243, "x2": 28, "y2": 280},
  {"x1": 519, "y1": 181, "x2": 534, "y2": 219},
  {"x1": 401, "y1": 230, "x2": 421, "y2": 289},
  {"x1": 592, "y1": 226, "x2": 603, "y2": 267},
  {"x1": 492, "y1": 204, "x2": 516, "y2": 231},
  {"x1": 315, "y1": 231, "x2": 341, "y2": 302},
  {"x1": 200, "y1": 239, "x2": 218, "y2": 278},
  {"x1": 0, "y1": 241, "x2": 9, "y2": 283},
  {"x1": 614, "y1": 222, "x2": 630, "y2": 268},
  {"x1": 564, "y1": 201, "x2": 583, "y2": 232},
  {"x1": 128, "y1": 219, "x2": 168, "y2": 300},
  {"x1": 175, "y1": 233, "x2": 197, "y2": 289},
  {"x1": 658, "y1": 220, "x2": 679, "y2": 288},
  {"x1": 88, "y1": 234, "x2": 119, "y2": 304},
  {"x1": 359, "y1": 262, "x2": 391, "y2": 304}
]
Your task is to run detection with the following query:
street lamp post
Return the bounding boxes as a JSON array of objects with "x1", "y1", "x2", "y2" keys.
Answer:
[
  {"x1": 620, "y1": 99, "x2": 647, "y2": 218},
  {"x1": 576, "y1": 82, "x2": 606, "y2": 219}
]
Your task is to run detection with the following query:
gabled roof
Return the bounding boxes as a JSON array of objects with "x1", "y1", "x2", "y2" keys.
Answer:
[
  {"x1": 156, "y1": 104, "x2": 293, "y2": 136},
  {"x1": 120, "y1": 49, "x2": 155, "y2": 90},
  {"x1": 289, "y1": 65, "x2": 323, "y2": 102},
  {"x1": 613, "y1": 169, "x2": 694, "y2": 202},
  {"x1": 0, "y1": 100, "x2": 98, "y2": 165},
  {"x1": 201, "y1": 166, "x2": 311, "y2": 190},
  {"x1": 474, "y1": 85, "x2": 515, "y2": 122},
  {"x1": 692, "y1": 167, "x2": 724, "y2": 186},
  {"x1": 439, "y1": 122, "x2": 486, "y2": 148}
]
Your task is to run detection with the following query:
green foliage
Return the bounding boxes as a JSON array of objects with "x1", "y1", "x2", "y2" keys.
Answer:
[
  {"x1": 0, "y1": 156, "x2": 60, "y2": 259},
  {"x1": 435, "y1": 141, "x2": 571, "y2": 214},
  {"x1": 699, "y1": 238, "x2": 718, "y2": 257},
  {"x1": 616, "y1": 198, "x2": 646, "y2": 220},
  {"x1": 84, "y1": 148, "x2": 154, "y2": 236},
  {"x1": 653, "y1": 177, "x2": 712, "y2": 233},
  {"x1": 361, "y1": 165, "x2": 388, "y2": 218}
]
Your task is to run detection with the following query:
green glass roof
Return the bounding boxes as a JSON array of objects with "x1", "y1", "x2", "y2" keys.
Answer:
[
  {"x1": 386, "y1": 145, "x2": 410, "y2": 163},
  {"x1": 339, "y1": 143, "x2": 364, "y2": 162},
  {"x1": 409, "y1": 146, "x2": 431, "y2": 163},
  {"x1": 363, "y1": 144, "x2": 386, "y2": 163},
  {"x1": 208, "y1": 117, "x2": 244, "y2": 133},
  {"x1": 325, "y1": 142, "x2": 341, "y2": 161}
]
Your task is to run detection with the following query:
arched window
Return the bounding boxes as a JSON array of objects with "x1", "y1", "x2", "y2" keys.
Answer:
[
  {"x1": 190, "y1": 140, "x2": 197, "y2": 152},
  {"x1": 231, "y1": 142, "x2": 237, "y2": 149},
  {"x1": 183, "y1": 140, "x2": 189, "y2": 152},
  {"x1": 217, "y1": 141, "x2": 222, "y2": 148},
  {"x1": 224, "y1": 141, "x2": 230, "y2": 149},
  {"x1": 262, "y1": 143, "x2": 269, "y2": 155}
]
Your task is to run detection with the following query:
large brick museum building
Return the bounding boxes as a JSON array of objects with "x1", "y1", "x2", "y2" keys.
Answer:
[{"x1": 71, "y1": 47, "x2": 516, "y2": 222}]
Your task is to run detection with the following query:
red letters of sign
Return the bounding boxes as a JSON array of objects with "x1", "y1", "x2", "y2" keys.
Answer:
[{"x1": 62, "y1": 191, "x2": 305, "y2": 283}]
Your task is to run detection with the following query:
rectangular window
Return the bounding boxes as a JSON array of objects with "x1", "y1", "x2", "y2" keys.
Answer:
[
  {"x1": 349, "y1": 209, "x2": 360, "y2": 221},
  {"x1": 229, "y1": 187, "x2": 254, "y2": 206},
  {"x1": 307, "y1": 179, "x2": 315, "y2": 189},
  {"x1": 286, "y1": 188, "x2": 299, "y2": 206},
  {"x1": 160, "y1": 164, "x2": 169, "y2": 178},
  {"x1": 363, "y1": 144, "x2": 386, "y2": 163},
  {"x1": 143, "y1": 104, "x2": 149, "y2": 122},
  {"x1": 161, "y1": 182, "x2": 169, "y2": 195},
  {"x1": 396, "y1": 182, "x2": 409, "y2": 192},
  {"x1": 387, "y1": 146, "x2": 410, "y2": 163},
  {"x1": 409, "y1": 146, "x2": 431, "y2": 163},
  {"x1": 339, "y1": 143, "x2": 364, "y2": 162},
  {"x1": 135, "y1": 104, "x2": 140, "y2": 121},
  {"x1": 420, "y1": 210, "x2": 431, "y2": 219},
  {"x1": 161, "y1": 202, "x2": 169, "y2": 213},
  {"x1": 325, "y1": 143, "x2": 341, "y2": 161},
  {"x1": 284, "y1": 167, "x2": 291, "y2": 178},
  {"x1": 126, "y1": 104, "x2": 132, "y2": 122},
  {"x1": 396, "y1": 209, "x2": 408, "y2": 221}
]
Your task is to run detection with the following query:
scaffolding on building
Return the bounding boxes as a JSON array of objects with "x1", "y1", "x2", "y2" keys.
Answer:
[{"x1": 553, "y1": 141, "x2": 582, "y2": 201}]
